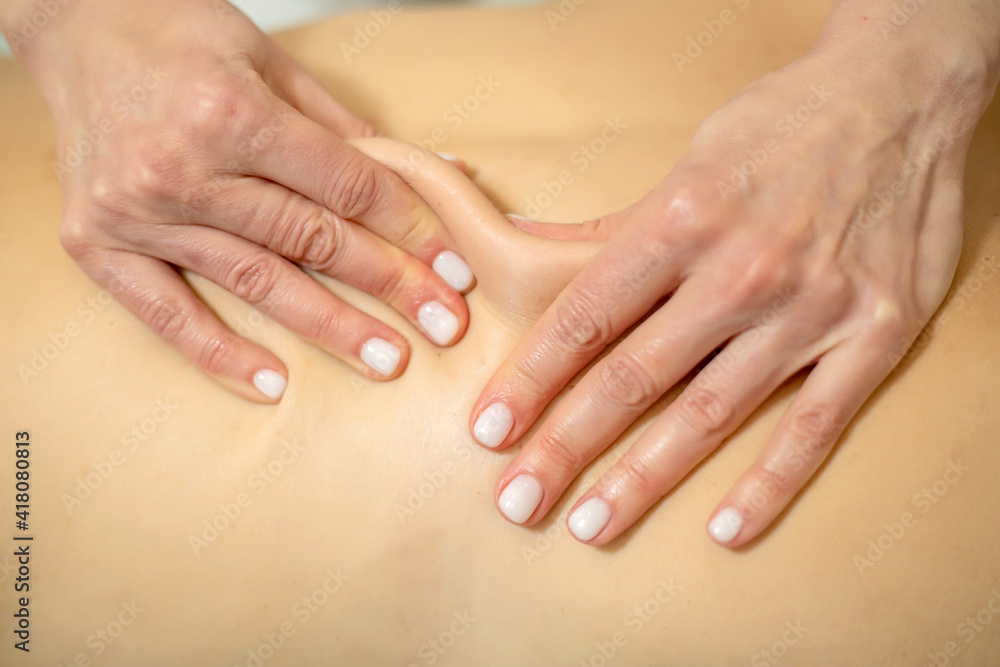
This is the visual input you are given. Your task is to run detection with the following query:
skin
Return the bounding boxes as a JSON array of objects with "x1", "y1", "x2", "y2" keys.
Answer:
[
  {"x1": 1, "y1": 4, "x2": 999, "y2": 662},
  {"x1": 0, "y1": 0, "x2": 474, "y2": 403},
  {"x1": 470, "y1": 0, "x2": 1000, "y2": 548}
]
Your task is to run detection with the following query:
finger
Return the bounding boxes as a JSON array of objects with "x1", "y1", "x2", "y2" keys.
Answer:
[
  {"x1": 153, "y1": 224, "x2": 415, "y2": 380},
  {"x1": 470, "y1": 208, "x2": 679, "y2": 449},
  {"x1": 244, "y1": 104, "x2": 475, "y2": 293},
  {"x1": 435, "y1": 153, "x2": 470, "y2": 174},
  {"x1": 265, "y1": 41, "x2": 377, "y2": 139},
  {"x1": 705, "y1": 340, "x2": 891, "y2": 548},
  {"x1": 562, "y1": 321, "x2": 806, "y2": 544},
  {"x1": 353, "y1": 138, "x2": 605, "y2": 316},
  {"x1": 505, "y1": 210, "x2": 629, "y2": 241},
  {"x1": 492, "y1": 280, "x2": 744, "y2": 526},
  {"x1": 189, "y1": 175, "x2": 469, "y2": 345},
  {"x1": 77, "y1": 248, "x2": 289, "y2": 403}
]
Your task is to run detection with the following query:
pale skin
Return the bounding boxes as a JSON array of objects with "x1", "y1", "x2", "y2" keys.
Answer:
[
  {"x1": 2, "y1": 5, "x2": 1000, "y2": 660},
  {"x1": 1, "y1": 0, "x2": 998, "y2": 556},
  {"x1": 0, "y1": 0, "x2": 475, "y2": 403},
  {"x1": 470, "y1": 0, "x2": 1000, "y2": 548}
]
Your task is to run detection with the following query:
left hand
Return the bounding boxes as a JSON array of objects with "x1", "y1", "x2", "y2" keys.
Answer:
[{"x1": 468, "y1": 5, "x2": 1000, "y2": 547}]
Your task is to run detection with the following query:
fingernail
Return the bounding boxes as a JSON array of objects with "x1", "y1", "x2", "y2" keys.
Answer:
[
  {"x1": 432, "y1": 250, "x2": 474, "y2": 292},
  {"x1": 360, "y1": 337, "x2": 401, "y2": 376},
  {"x1": 473, "y1": 402, "x2": 514, "y2": 448},
  {"x1": 418, "y1": 301, "x2": 459, "y2": 346},
  {"x1": 498, "y1": 474, "x2": 543, "y2": 524},
  {"x1": 253, "y1": 369, "x2": 287, "y2": 400},
  {"x1": 708, "y1": 507, "x2": 743, "y2": 544},
  {"x1": 435, "y1": 152, "x2": 459, "y2": 161},
  {"x1": 507, "y1": 214, "x2": 534, "y2": 221},
  {"x1": 568, "y1": 497, "x2": 611, "y2": 542}
]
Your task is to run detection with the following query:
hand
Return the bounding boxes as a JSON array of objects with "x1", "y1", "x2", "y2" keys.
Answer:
[
  {"x1": 2, "y1": 0, "x2": 473, "y2": 402},
  {"x1": 469, "y1": 3, "x2": 1000, "y2": 547}
]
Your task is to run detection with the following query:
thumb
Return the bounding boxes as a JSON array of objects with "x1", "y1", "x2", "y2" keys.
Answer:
[{"x1": 505, "y1": 209, "x2": 632, "y2": 241}]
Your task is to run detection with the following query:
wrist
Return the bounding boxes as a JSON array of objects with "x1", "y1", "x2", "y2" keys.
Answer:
[{"x1": 810, "y1": 0, "x2": 1000, "y2": 129}]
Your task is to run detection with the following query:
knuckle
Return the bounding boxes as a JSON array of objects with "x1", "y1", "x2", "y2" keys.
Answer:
[
  {"x1": 723, "y1": 246, "x2": 789, "y2": 310},
  {"x1": 599, "y1": 353, "x2": 660, "y2": 408},
  {"x1": 535, "y1": 427, "x2": 581, "y2": 471},
  {"x1": 286, "y1": 211, "x2": 344, "y2": 270},
  {"x1": 657, "y1": 183, "x2": 715, "y2": 245},
  {"x1": 551, "y1": 290, "x2": 614, "y2": 359},
  {"x1": 87, "y1": 175, "x2": 131, "y2": 217},
  {"x1": 312, "y1": 309, "x2": 345, "y2": 346},
  {"x1": 115, "y1": 137, "x2": 193, "y2": 204},
  {"x1": 58, "y1": 217, "x2": 93, "y2": 258},
  {"x1": 184, "y1": 75, "x2": 251, "y2": 139},
  {"x1": 739, "y1": 251, "x2": 786, "y2": 301},
  {"x1": 618, "y1": 454, "x2": 662, "y2": 496},
  {"x1": 199, "y1": 336, "x2": 236, "y2": 375},
  {"x1": 326, "y1": 158, "x2": 381, "y2": 221},
  {"x1": 366, "y1": 264, "x2": 406, "y2": 305},
  {"x1": 786, "y1": 406, "x2": 841, "y2": 460},
  {"x1": 227, "y1": 256, "x2": 282, "y2": 306},
  {"x1": 508, "y1": 359, "x2": 549, "y2": 402},
  {"x1": 391, "y1": 211, "x2": 434, "y2": 253},
  {"x1": 141, "y1": 296, "x2": 191, "y2": 342},
  {"x1": 755, "y1": 465, "x2": 794, "y2": 500},
  {"x1": 677, "y1": 386, "x2": 735, "y2": 439}
]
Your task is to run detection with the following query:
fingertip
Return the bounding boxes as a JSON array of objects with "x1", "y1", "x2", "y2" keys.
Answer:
[
  {"x1": 707, "y1": 506, "x2": 745, "y2": 547},
  {"x1": 212, "y1": 361, "x2": 289, "y2": 404},
  {"x1": 417, "y1": 300, "x2": 464, "y2": 347},
  {"x1": 496, "y1": 473, "x2": 544, "y2": 525},
  {"x1": 432, "y1": 250, "x2": 476, "y2": 293},
  {"x1": 567, "y1": 496, "x2": 612, "y2": 543},
  {"x1": 434, "y1": 152, "x2": 469, "y2": 174},
  {"x1": 473, "y1": 401, "x2": 515, "y2": 449},
  {"x1": 253, "y1": 368, "x2": 288, "y2": 401},
  {"x1": 360, "y1": 335, "x2": 408, "y2": 380}
]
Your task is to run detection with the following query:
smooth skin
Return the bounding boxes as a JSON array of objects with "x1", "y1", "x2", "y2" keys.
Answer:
[
  {"x1": 472, "y1": 0, "x2": 1000, "y2": 547},
  {"x1": 0, "y1": 0, "x2": 473, "y2": 402}
]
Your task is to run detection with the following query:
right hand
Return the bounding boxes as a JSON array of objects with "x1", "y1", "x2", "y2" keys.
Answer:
[{"x1": 5, "y1": 0, "x2": 473, "y2": 402}]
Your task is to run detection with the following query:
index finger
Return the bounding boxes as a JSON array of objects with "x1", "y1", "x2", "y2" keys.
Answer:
[
  {"x1": 470, "y1": 218, "x2": 681, "y2": 449},
  {"x1": 244, "y1": 102, "x2": 474, "y2": 288}
]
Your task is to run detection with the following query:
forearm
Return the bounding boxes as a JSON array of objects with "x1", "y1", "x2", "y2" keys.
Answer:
[{"x1": 0, "y1": 0, "x2": 210, "y2": 88}]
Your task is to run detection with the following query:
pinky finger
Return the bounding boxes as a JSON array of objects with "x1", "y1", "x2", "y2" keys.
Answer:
[
  {"x1": 706, "y1": 341, "x2": 891, "y2": 547},
  {"x1": 92, "y1": 249, "x2": 290, "y2": 403}
]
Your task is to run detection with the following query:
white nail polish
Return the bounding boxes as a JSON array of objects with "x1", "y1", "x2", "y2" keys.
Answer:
[
  {"x1": 473, "y1": 402, "x2": 514, "y2": 448},
  {"x1": 708, "y1": 507, "x2": 743, "y2": 544},
  {"x1": 498, "y1": 474, "x2": 543, "y2": 524},
  {"x1": 432, "y1": 250, "x2": 474, "y2": 292},
  {"x1": 360, "y1": 337, "x2": 401, "y2": 376},
  {"x1": 253, "y1": 369, "x2": 287, "y2": 400},
  {"x1": 435, "y1": 152, "x2": 459, "y2": 162},
  {"x1": 568, "y1": 497, "x2": 611, "y2": 542},
  {"x1": 418, "y1": 301, "x2": 459, "y2": 346}
]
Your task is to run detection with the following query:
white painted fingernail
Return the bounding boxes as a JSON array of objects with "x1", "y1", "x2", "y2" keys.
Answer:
[
  {"x1": 473, "y1": 402, "x2": 513, "y2": 448},
  {"x1": 507, "y1": 214, "x2": 534, "y2": 221},
  {"x1": 568, "y1": 497, "x2": 611, "y2": 542},
  {"x1": 432, "y1": 250, "x2": 474, "y2": 292},
  {"x1": 360, "y1": 337, "x2": 401, "y2": 376},
  {"x1": 253, "y1": 369, "x2": 287, "y2": 400},
  {"x1": 708, "y1": 507, "x2": 743, "y2": 544},
  {"x1": 435, "y1": 152, "x2": 459, "y2": 161},
  {"x1": 418, "y1": 301, "x2": 460, "y2": 346},
  {"x1": 498, "y1": 474, "x2": 543, "y2": 524}
]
